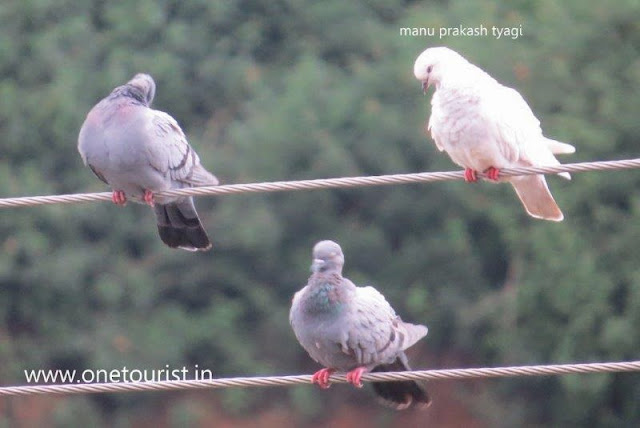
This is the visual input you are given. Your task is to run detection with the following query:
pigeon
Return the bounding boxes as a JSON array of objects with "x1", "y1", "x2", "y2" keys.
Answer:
[
  {"x1": 290, "y1": 240, "x2": 431, "y2": 410},
  {"x1": 78, "y1": 73, "x2": 219, "y2": 251},
  {"x1": 413, "y1": 47, "x2": 575, "y2": 221}
]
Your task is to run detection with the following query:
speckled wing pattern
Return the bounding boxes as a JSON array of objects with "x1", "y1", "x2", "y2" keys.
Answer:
[
  {"x1": 342, "y1": 285, "x2": 428, "y2": 368},
  {"x1": 147, "y1": 111, "x2": 219, "y2": 188},
  {"x1": 77, "y1": 74, "x2": 219, "y2": 251}
]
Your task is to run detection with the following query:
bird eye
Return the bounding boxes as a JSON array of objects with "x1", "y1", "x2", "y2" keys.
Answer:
[{"x1": 427, "y1": 65, "x2": 433, "y2": 73}]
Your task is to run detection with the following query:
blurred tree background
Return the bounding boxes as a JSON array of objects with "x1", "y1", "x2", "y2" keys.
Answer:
[{"x1": 0, "y1": 0, "x2": 639, "y2": 426}]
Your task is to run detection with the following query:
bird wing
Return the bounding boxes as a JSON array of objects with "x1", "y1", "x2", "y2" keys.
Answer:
[
  {"x1": 145, "y1": 110, "x2": 219, "y2": 187},
  {"x1": 428, "y1": 94, "x2": 447, "y2": 152},
  {"x1": 485, "y1": 84, "x2": 558, "y2": 167},
  {"x1": 469, "y1": 85, "x2": 533, "y2": 165},
  {"x1": 341, "y1": 285, "x2": 406, "y2": 367},
  {"x1": 289, "y1": 288, "x2": 305, "y2": 328}
]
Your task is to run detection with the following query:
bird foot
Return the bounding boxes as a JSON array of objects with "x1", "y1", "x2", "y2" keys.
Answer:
[
  {"x1": 346, "y1": 367, "x2": 368, "y2": 388},
  {"x1": 485, "y1": 167, "x2": 500, "y2": 181},
  {"x1": 464, "y1": 168, "x2": 478, "y2": 183},
  {"x1": 143, "y1": 190, "x2": 155, "y2": 207},
  {"x1": 311, "y1": 368, "x2": 335, "y2": 389},
  {"x1": 112, "y1": 190, "x2": 127, "y2": 206}
]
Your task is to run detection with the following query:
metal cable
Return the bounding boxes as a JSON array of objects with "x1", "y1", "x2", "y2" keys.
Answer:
[
  {"x1": 1, "y1": 158, "x2": 639, "y2": 208},
  {"x1": 1, "y1": 360, "x2": 639, "y2": 397}
]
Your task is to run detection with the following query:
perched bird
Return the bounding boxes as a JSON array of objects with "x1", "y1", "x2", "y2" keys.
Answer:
[
  {"x1": 290, "y1": 240, "x2": 431, "y2": 410},
  {"x1": 78, "y1": 73, "x2": 218, "y2": 251},
  {"x1": 413, "y1": 47, "x2": 575, "y2": 221}
]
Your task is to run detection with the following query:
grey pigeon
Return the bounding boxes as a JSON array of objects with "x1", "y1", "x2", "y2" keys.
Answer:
[
  {"x1": 290, "y1": 240, "x2": 431, "y2": 410},
  {"x1": 78, "y1": 73, "x2": 218, "y2": 251},
  {"x1": 414, "y1": 47, "x2": 575, "y2": 221}
]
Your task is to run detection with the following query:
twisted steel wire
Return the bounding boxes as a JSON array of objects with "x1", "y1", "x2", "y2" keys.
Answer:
[
  {"x1": 1, "y1": 158, "x2": 639, "y2": 208},
  {"x1": 1, "y1": 360, "x2": 639, "y2": 398}
]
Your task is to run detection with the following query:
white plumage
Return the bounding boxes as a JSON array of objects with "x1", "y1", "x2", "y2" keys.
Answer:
[{"x1": 414, "y1": 47, "x2": 575, "y2": 221}]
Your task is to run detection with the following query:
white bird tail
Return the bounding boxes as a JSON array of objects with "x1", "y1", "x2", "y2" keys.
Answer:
[
  {"x1": 510, "y1": 175, "x2": 564, "y2": 221},
  {"x1": 545, "y1": 138, "x2": 575, "y2": 155}
]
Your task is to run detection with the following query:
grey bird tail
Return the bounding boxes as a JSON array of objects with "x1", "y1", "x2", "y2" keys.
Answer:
[
  {"x1": 401, "y1": 323, "x2": 429, "y2": 351},
  {"x1": 510, "y1": 175, "x2": 564, "y2": 222},
  {"x1": 371, "y1": 353, "x2": 431, "y2": 410},
  {"x1": 154, "y1": 198, "x2": 212, "y2": 251}
]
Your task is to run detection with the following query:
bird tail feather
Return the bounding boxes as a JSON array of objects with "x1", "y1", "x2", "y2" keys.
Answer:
[
  {"x1": 154, "y1": 198, "x2": 212, "y2": 251},
  {"x1": 510, "y1": 175, "x2": 564, "y2": 221},
  {"x1": 371, "y1": 353, "x2": 431, "y2": 410}
]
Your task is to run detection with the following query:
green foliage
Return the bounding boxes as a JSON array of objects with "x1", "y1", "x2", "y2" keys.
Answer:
[{"x1": 0, "y1": 0, "x2": 639, "y2": 426}]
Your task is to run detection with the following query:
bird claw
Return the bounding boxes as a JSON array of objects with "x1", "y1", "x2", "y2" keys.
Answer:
[
  {"x1": 485, "y1": 167, "x2": 500, "y2": 181},
  {"x1": 346, "y1": 367, "x2": 368, "y2": 388},
  {"x1": 464, "y1": 168, "x2": 478, "y2": 183},
  {"x1": 311, "y1": 368, "x2": 335, "y2": 389},
  {"x1": 143, "y1": 190, "x2": 155, "y2": 207},
  {"x1": 112, "y1": 190, "x2": 127, "y2": 206}
]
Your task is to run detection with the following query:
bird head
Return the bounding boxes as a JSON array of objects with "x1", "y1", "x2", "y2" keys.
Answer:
[
  {"x1": 127, "y1": 73, "x2": 156, "y2": 106},
  {"x1": 413, "y1": 46, "x2": 468, "y2": 92},
  {"x1": 311, "y1": 240, "x2": 345, "y2": 274}
]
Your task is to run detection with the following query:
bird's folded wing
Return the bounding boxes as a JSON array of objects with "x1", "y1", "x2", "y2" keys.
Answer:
[
  {"x1": 146, "y1": 110, "x2": 218, "y2": 187},
  {"x1": 342, "y1": 285, "x2": 402, "y2": 366}
]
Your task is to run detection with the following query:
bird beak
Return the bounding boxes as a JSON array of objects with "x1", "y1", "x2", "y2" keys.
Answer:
[
  {"x1": 311, "y1": 258, "x2": 325, "y2": 272},
  {"x1": 422, "y1": 80, "x2": 429, "y2": 94}
]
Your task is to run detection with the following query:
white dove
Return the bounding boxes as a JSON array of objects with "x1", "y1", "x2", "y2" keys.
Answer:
[{"x1": 413, "y1": 47, "x2": 575, "y2": 221}]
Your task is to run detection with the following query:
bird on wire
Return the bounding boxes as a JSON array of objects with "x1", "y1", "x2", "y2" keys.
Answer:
[
  {"x1": 290, "y1": 240, "x2": 431, "y2": 409},
  {"x1": 414, "y1": 46, "x2": 575, "y2": 221},
  {"x1": 78, "y1": 73, "x2": 218, "y2": 251}
]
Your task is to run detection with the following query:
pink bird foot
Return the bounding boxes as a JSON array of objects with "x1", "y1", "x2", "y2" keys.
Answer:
[
  {"x1": 143, "y1": 189, "x2": 155, "y2": 207},
  {"x1": 311, "y1": 368, "x2": 335, "y2": 389},
  {"x1": 346, "y1": 366, "x2": 368, "y2": 388},
  {"x1": 464, "y1": 168, "x2": 478, "y2": 182},
  {"x1": 112, "y1": 190, "x2": 127, "y2": 206},
  {"x1": 485, "y1": 167, "x2": 500, "y2": 181}
]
